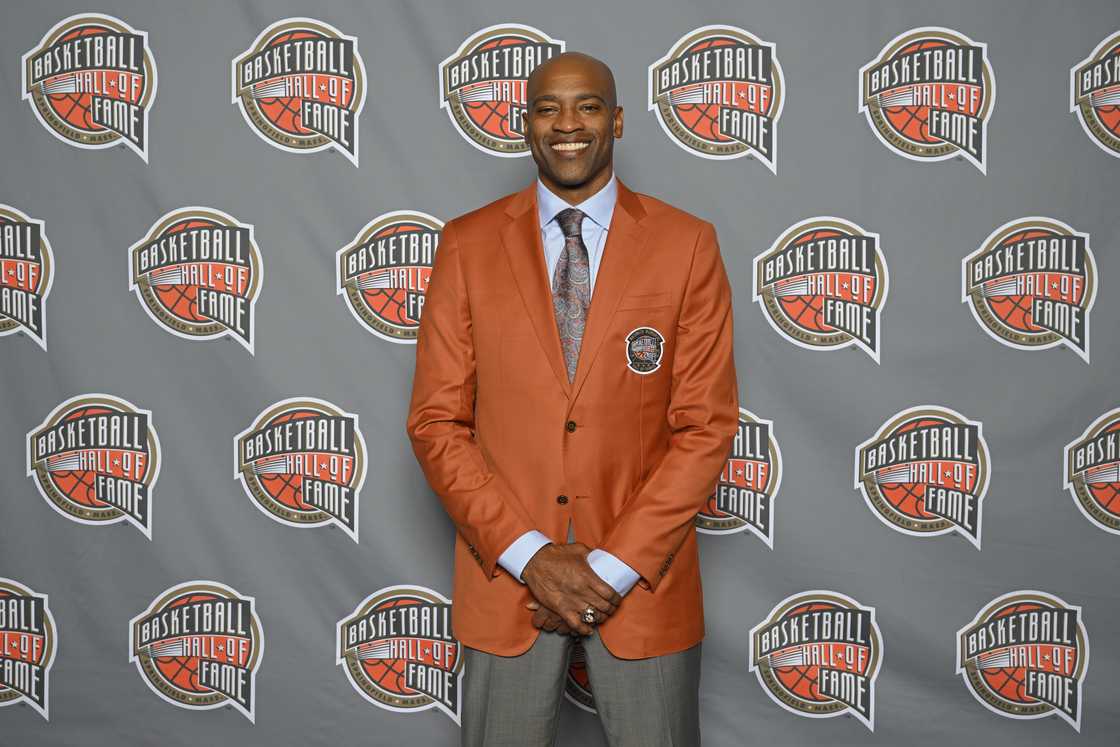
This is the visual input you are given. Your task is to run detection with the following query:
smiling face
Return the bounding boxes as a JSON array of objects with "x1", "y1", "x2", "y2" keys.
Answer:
[{"x1": 525, "y1": 53, "x2": 624, "y2": 203}]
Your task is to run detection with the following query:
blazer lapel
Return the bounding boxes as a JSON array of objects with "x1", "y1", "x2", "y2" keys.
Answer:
[
  {"x1": 570, "y1": 180, "x2": 648, "y2": 404},
  {"x1": 498, "y1": 180, "x2": 650, "y2": 404},
  {"x1": 499, "y1": 185, "x2": 573, "y2": 397}
]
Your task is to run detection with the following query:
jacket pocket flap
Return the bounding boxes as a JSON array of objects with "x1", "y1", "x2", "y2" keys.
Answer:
[{"x1": 617, "y1": 292, "x2": 672, "y2": 310}]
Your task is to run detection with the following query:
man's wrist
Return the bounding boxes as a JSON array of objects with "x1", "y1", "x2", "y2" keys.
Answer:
[
  {"x1": 586, "y1": 548, "x2": 641, "y2": 596},
  {"x1": 497, "y1": 530, "x2": 552, "y2": 582},
  {"x1": 521, "y1": 541, "x2": 554, "y2": 581}
]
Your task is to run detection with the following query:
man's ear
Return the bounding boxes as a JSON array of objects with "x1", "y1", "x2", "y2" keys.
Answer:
[{"x1": 614, "y1": 106, "x2": 624, "y2": 138}]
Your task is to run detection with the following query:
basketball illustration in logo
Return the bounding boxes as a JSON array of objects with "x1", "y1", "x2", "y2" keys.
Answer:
[
  {"x1": 26, "y1": 393, "x2": 160, "y2": 539},
  {"x1": 750, "y1": 591, "x2": 883, "y2": 731},
  {"x1": 337, "y1": 211, "x2": 441, "y2": 343},
  {"x1": 336, "y1": 585, "x2": 463, "y2": 723},
  {"x1": 232, "y1": 18, "x2": 365, "y2": 165},
  {"x1": 235, "y1": 397, "x2": 367, "y2": 542},
  {"x1": 129, "y1": 581, "x2": 263, "y2": 722},
  {"x1": 1064, "y1": 407, "x2": 1120, "y2": 535},
  {"x1": 0, "y1": 578, "x2": 57, "y2": 721},
  {"x1": 956, "y1": 590, "x2": 1089, "y2": 731},
  {"x1": 648, "y1": 25, "x2": 785, "y2": 172},
  {"x1": 859, "y1": 27, "x2": 994, "y2": 172},
  {"x1": 21, "y1": 13, "x2": 157, "y2": 161},
  {"x1": 754, "y1": 217, "x2": 888, "y2": 362},
  {"x1": 854, "y1": 405, "x2": 989, "y2": 549},
  {"x1": 962, "y1": 217, "x2": 1095, "y2": 363},
  {"x1": 697, "y1": 408, "x2": 783, "y2": 547},
  {"x1": 439, "y1": 24, "x2": 565, "y2": 156},
  {"x1": 1070, "y1": 31, "x2": 1120, "y2": 158},
  {"x1": 0, "y1": 204, "x2": 54, "y2": 350},
  {"x1": 129, "y1": 207, "x2": 262, "y2": 354}
]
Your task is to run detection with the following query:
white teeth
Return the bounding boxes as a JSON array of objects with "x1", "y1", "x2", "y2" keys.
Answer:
[{"x1": 551, "y1": 142, "x2": 589, "y2": 152}]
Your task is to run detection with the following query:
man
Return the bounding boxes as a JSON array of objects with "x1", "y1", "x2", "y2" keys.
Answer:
[{"x1": 406, "y1": 51, "x2": 738, "y2": 746}]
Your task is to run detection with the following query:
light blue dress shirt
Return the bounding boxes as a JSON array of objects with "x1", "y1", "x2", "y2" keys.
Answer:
[{"x1": 495, "y1": 174, "x2": 642, "y2": 597}]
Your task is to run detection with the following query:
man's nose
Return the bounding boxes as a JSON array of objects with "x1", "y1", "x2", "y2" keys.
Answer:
[{"x1": 552, "y1": 105, "x2": 582, "y2": 132}]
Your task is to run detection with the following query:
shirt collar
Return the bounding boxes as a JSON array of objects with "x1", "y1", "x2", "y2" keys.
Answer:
[{"x1": 536, "y1": 173, "x2": 618, "y2": 231}]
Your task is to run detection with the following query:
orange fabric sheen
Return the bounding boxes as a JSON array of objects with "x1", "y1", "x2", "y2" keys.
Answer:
[{"x1": 406, "y1": 180, "x2": 739, "y2": 659}]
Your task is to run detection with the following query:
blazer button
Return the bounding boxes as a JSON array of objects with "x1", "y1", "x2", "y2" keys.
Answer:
[
  {"x1": 565, "y1": 420, "x2": 577, "y2": 433},
  {"x1": 556, "y1": 494, "x2": 569, "y2": 505}
]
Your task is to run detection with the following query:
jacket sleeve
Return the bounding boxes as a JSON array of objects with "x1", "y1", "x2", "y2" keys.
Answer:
[
  {"x1": 406, "y1": 220, "x2": 540, "y2": 579},
  {"x1": 599, "y1": 221, "x2": 739, "y2": 592}
]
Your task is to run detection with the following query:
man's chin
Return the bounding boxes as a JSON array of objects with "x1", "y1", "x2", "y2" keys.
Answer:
[{"x1": 542, "y1": 168, "x2": 595, "y2": 189}]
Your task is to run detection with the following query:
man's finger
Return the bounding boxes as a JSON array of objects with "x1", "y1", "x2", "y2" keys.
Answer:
[
  {"x1": 563, "y1": 610, "x2": 593, "y2": 636},
  {"x1": 573, "y1": 591, "x2": 615, "y2": 616},
  {"x1": 580, "y1": 569, "x2": 622, "y2": 607},
  {"x1": 579, "y1": 594, "x2": 617, "y2": 617}
]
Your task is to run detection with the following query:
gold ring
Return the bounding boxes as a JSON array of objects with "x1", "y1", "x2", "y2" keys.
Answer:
[{"x1": 581, "y1": 606, "x2": 597, "y2": 625}]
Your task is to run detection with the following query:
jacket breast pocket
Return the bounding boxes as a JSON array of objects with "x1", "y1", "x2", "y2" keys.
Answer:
[{"x1": 617, "y1": 292, "x2": 672, "y2": 310}]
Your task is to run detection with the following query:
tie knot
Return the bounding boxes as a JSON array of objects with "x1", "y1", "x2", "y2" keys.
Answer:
[{"x1": 555, "y1": 208, "x2": 584, "y2": 239}]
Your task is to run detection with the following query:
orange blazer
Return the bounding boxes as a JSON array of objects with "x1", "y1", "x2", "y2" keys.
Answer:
[{"x1": 406, "y1": 179, "x2": 739, "y2": 659}]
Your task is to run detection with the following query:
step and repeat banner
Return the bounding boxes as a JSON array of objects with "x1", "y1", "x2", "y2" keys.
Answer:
[{"x1": 1, "y1": 1, "x2": 1118, "y2": 745}]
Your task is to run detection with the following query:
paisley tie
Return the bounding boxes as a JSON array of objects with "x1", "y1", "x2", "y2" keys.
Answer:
[{"x1": 551, "y1": 208, "x2": 591, "y2": 382}]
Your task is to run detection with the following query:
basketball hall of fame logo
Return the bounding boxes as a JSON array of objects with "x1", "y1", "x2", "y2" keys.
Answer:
[
  {"x1": 962, "y1": 217, "x2": 1096, "y2": 364},
  {"x1": 234, "y1": 397, "x2": 367, "y2": 542},
  {"x1": 859, "y1": 27, "x2": 994, "y2": 173},
  {"x1": 0, "y1": 578, "x2": 58, "y2": 721},
  {"x1": 624, "y1": 326, "x2": 665, "y2": 374},
  {"x1": 21, "y1": 13, "x2": 157, "y2": 161},
  {"x1": 696, "y1": 408, "x2": 783, "y2": 547},
  {"x1": 749, "y1": 591, "x2": 882, "y2": 731},
  {"x1": 754, "y1": 217, "x2": 888, "y2": 363},
  {"x1": 0, "y1": 204, "x2": 54, "y2": 351},
  {"x1": 1064, "y1": 407, "x2": 1120, "y2": 535},
  {"x1": 439, "y1": 24, "x2": 565, "y2": 157},
  {"x1": 129, "y1": 581, "x2": 264, "y2": 722},
  {"x1": 648, "y1": 25, "x2": 785, "y2": 172},
  {"x1": 956, "y1": 591, "x2": 1089, "y2": 731},
  {"x1": 854, "y1": 405, "x2": 989, "y2": 549},
  {"x1": 232, "y1": 18, "x2": 366, "y2": 166},
  {"x1": 1070, "y1": 31, "x2": 1120, "y2": 158},
  {"x1": 129, "y1": 207, "x2": 263, "y2": 355},
  {"x1": 336, "y1": 585, "x2": 463, "y2": 723},
  {"x1": 337, "y1": 211, "x2": 441, "y2": 343},
  {"x1": 26, "y1": 393, "x2": 160, "y2": 539}
]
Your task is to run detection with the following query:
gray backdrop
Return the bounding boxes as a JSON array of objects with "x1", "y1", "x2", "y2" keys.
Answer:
[{"x1": 1, "y1": 0, "x2": 1118, "y2": 744}]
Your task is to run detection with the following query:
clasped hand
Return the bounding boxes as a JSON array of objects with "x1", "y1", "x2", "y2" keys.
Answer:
[{"x1": 521, "y1": 542, "x2": 622, "y2": 636}]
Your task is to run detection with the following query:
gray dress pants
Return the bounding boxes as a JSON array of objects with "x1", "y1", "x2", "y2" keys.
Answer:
[
  {"x1": 459, "y1": 631, "x2": 694, "y2": 747},
  {"x1": 460, "y1": 521, "x2": 702, "y2": 746}
]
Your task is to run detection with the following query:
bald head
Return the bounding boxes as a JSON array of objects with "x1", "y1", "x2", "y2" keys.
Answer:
[
  {"x1": 523, "y1": 51, "x2": 623, "y2": 203},
  {"x1": 527, "y1": 52, "x2": 617, "y2": 110}
]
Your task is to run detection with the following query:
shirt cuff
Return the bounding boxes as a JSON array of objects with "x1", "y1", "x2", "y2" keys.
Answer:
[
  {"x1": 587, "y1": 549, "x2": 641, "y2": 596},
  {"x1": 496, "y1": 530, "x2": 552, "y2": 583}
]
